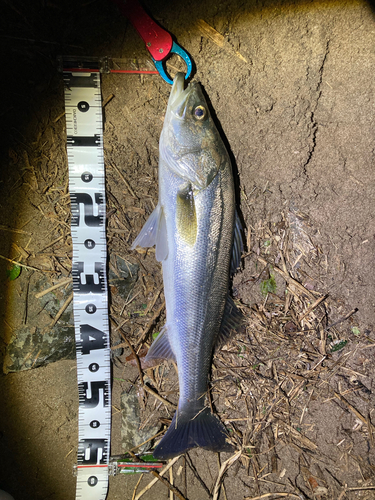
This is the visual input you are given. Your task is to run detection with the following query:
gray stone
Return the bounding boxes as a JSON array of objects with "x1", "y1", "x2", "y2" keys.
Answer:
[
  {"x1": 108, "y1": 256, "x2": 139, "y2": 298},
  {"x1": 3, "y1": 256, "x2": 139, "y2": 372},
  {"x1": 121, "y1": 388, "x2": 159, "y2": 454},
  {"x1": 3, "y1": 323, "x2": 75, "y2": 373},
  {"x1": 3, "y1": 276, "x2": 75, "y2": 373}
]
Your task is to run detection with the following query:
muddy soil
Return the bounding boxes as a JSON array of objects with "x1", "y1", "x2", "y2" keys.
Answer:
[{"x1": 0, "y1": 1, "x2": 374, "y2": 499}]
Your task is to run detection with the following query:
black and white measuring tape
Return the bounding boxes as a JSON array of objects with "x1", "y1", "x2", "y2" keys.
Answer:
[{"x1": 63, "y1": 59, "x2": 111, "y2": 500}]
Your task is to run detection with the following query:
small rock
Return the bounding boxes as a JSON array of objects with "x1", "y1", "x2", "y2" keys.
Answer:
[
  {"x1": 3, "y1": 256, "x2": 139, "y2": 373},
  {"x1": 3, "y1": 274, "x2": 74, "y2": 373},
  {"x1": 108, "y1": 256, "x2": 138, "y2": 298},
  {"x1": 121, "y1": 388, "x2": 159, "y2": 453}
]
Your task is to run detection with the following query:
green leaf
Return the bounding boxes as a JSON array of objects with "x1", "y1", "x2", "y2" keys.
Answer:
[
  {"x1": 130, "y1": 309, "x2": 147, "y2": 318},
  {"x1": 140, "y1": 454, "x2": 159, "y2": 463},
  {"x1": 331, "y1": 340, "x2": 347, "y2": 352},
  {"x1": 260, "y1": 274, "x2": 277, "y2": 296},
  {"x1": 152, "y1": 331, "x2": 160, "y2": 340},
  {"x1": 351, "y1": 327, "x2": 360, "y2": 336},
  {"x1": 6, "y1": 264, "x2": 21, "y2": 281}
]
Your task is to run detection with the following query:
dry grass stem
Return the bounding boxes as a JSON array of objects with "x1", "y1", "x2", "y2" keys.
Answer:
[
  {"x1": 125, "y1": 429, "x2": 165, "y2": 454},
  {"x1": 0, "y1": 254, "x2": 47, "y2": 272},
  {"x1": 37, "y1": 234, "x2": 65, "y2": 253},
  {"x1": 212, "y1": 451, "x2": 241, "y2": 500},
  {"x1": 334, "y1": 391, "x2": 375, "y2": 432},
  {"x1": 132, "y1": 473, "x2": 144, "y2": 500},
  {"x1": 109, "y1": 160, "x2": 138, "y2": 199},
  {"x1": 0, "y1": 224, "x2": 32, "y2": 235},
  {"x1": 137, "y1": 301, "x2": 166, "y2": 346},
  {"x1": 150, "y1": 470, "x2": 187, "y2": 500},
  {"x1": 244, "y1": 493, "x2": 302, "y2": 499},
  {"x1": 196, "y1": 19, "x2": 247, "y2": 62},
  {"x1": 134, "y1": 456, "x2": 181, "y2": 500},
  {"x1": 169, "y1": 466, "x2": 174, "y2": 500},
  {"x1": 35, "y1": 277, "x2": 72, "y2": 298},
  {"x1": 48, "y1": 292, "x2": 73, "y2": 329}
]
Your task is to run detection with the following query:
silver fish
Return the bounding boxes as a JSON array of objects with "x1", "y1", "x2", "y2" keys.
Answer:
[{"x1": 131, "y1": 72, "x2": 242, "y2": 459}]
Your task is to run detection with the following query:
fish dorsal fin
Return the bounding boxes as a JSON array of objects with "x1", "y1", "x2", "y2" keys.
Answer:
[
  {"x1": 176, "y1": 184, "x2": 197, "y2": 246},
  {"x1": 217, "y1": 295, "x2": 244, "y2": 346},
  {"x1": 145, "y1": 325, "x2": 176, "y2": 363},
  {"x1": 231, "y1": 209, "x2": 243, "y2": 275},
  {"x1": 131, "y1": 204, "x2": 168, "y2": 262}
]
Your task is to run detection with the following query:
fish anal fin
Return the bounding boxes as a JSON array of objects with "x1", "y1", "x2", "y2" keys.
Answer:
[
  {"x1": 145, "y1": 326, "x2": 176, "y2": 363},
  {"x1": 217, "y1": 295, "x2": 245, "y2": 347}
]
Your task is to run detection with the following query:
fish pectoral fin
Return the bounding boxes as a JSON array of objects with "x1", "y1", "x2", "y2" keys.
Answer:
[
  {"x1": 131, "y1": 204, "x2": 168, "y2": 262},
  {"x1": 145, "y1": 325, "x2": 176, "y2": 363},
  {"x1": 155, "y1": 206, "x2": 168, "y2": 262},
  {"x1": 130, "y1": 205, "x2": 160, "y2": 250},
  {"x1": 176, "y1": 184, "x2": 197, "y2": 246},
  {"x1": 231, "y1": 209, "x2": 244, "y2": 275},
  {"x1": 216, "y1": 294, "x2": 245, "y2": 347}
]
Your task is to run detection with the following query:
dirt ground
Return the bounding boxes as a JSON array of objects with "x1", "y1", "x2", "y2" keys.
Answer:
[{"x1": 0, "y1": 0, "x2": 375, "y2": 499}]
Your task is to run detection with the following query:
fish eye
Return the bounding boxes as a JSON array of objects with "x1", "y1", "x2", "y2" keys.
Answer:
[{"x1": 193, "y1": 105, "x2": 206, "y2": 120}]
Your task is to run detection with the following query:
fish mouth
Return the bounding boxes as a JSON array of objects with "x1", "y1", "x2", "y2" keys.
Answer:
[{"x1": 168, "y1": 72, "x2": 196, "y2": 119}]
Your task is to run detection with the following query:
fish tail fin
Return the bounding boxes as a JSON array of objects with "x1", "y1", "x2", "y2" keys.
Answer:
[{"x1": 153, "y1": 407, "x2": 233, "y2": 459}]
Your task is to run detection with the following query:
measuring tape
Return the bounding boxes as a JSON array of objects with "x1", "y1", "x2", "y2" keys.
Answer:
[{"x1": 63, "y1": 58, "x2": 111, "y2": 500}]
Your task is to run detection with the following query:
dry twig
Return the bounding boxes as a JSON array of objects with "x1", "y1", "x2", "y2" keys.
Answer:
[
  {"x1": 334, "y1": 392, "x2": 375, "y2": 432},
  {"x1": 244, "y1": 493, "x2": 302, "y2": 500},
  {"x1": 110, "y1": 160, "x2": 138, "y2": 199},
  {"x1": 212, "y1": 451, "x2": 241, "y2": 500},
  {"x1": 48, "y1": 292, "x2": 73, "y2": 329},
  {"x1": 35, "y1": 277, "x2": 72, "y2": 298},
  {"x1": 134, "y1": 456, "x2": 181, "y2": 500},
  {"x1": 150, "y1": 470, "x2": 187, "y2": 500}
]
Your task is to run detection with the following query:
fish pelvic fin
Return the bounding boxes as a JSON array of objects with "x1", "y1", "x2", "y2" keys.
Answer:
[
  {"x1": 216, "y1": 295, "x2": 245, "y2": 347},
  {"x1": 153, "y1": 407, "x2": 233, "y2": 460},
  {"x1": 145, "y1": 325, "x2": 176, "y2": 364},
  {"x1": 131, "y1": 204, "x2": 168, "y2": 262}
]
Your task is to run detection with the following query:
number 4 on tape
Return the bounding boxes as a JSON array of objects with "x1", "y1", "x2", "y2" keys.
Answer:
[{"x1": 63, "y1": 59, "x2": 111, "y2": 500}]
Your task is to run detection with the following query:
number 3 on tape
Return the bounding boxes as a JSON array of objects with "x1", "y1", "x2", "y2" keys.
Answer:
[{"x1": 63, "y1": 60, "x2": 111, "y2": 500}]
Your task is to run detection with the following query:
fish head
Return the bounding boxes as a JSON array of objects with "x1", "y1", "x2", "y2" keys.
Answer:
[{"x1": 160, "y1": 72, "x2": 228, "y2": 190}]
